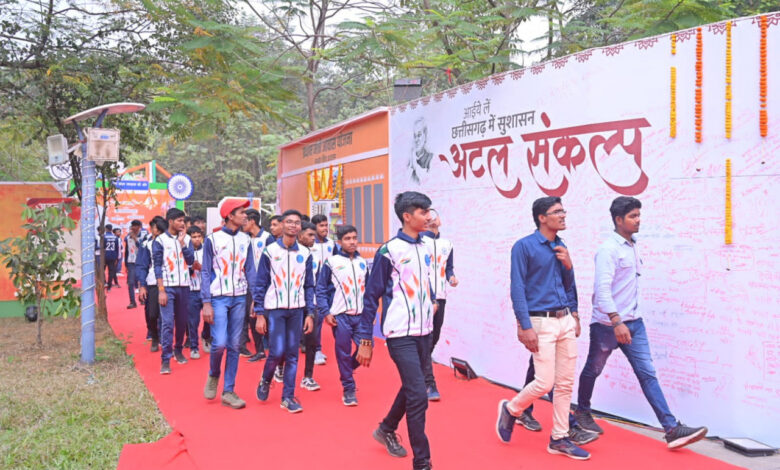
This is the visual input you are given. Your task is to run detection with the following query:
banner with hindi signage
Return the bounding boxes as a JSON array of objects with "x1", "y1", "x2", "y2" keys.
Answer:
[{"x1": 389, "y1": 14, "x2": 780, "y2": 445}]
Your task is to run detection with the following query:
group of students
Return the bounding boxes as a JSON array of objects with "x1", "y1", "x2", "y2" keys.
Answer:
[{"x1": 108, "y1": 191, "x2": 709, "y2": 469}]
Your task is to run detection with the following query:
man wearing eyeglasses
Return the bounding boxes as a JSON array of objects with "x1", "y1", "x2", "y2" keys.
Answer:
[{"x1": 495, "y1": 196, "x2": 591, "y2": 460}]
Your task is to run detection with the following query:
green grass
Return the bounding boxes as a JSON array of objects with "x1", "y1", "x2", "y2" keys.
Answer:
[{"x1": 0, "y1": 316, "x2": 170, "y2": 469}]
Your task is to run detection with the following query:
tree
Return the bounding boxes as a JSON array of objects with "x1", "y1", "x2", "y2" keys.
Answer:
[{"x1": 0, "y1": 203, "x2": 79, "y2": 346}]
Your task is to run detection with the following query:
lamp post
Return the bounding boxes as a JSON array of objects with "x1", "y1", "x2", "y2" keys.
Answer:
[{"x1": 63, "y1": 103, "x2": 145, "y2": 364}]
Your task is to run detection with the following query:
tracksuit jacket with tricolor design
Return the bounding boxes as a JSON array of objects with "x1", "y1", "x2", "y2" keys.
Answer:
[
  {"x1": 421, "y1": 232, "x2": 455, "y2": 300},
  {"x1": 252, "y1": 238, "x2": 315, "y2": 316},
  {"x1": 152, "y1": 231, "x2": 194, "y2": 287},
  {"x1": 200, "y1": 226, "x2": 255, "y2": 302},
  {"x1": 315, "y1": 248, "x2": 369, "y2": 317},
  {"x1": 360, "y1": 230, "x2": 436, "y2": 340}
]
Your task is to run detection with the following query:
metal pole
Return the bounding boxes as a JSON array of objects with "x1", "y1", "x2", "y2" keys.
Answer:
[{"x1": 77, "y1": 109, "x2": 107, "y2": 364}]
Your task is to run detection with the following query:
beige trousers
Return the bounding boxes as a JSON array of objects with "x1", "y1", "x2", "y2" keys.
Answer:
[{"x1": 507, "y1": 314, "x2": 578, "y2": 440}]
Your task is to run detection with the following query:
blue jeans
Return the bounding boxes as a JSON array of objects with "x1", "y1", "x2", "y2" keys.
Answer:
[
  {"x1": 332, "y1": 314, "x2": 362, "y2": 392},
  {"x1": 188, "y1": 290, "x2": 203, "y2": 351},
  {"x1": 380, "y1": 335, "x2": 431, "y2": 469},
  {"x1": 577, "y1": 318, "x2": 677, "y2": 431},
  {"x1": 262, "y1": 308, "x2": 304, "y2": 399},
  {"x1": 160, "y1": 286, "x2": 189, "y2": 362},
  {"x1": 208, "y1": 295, "x2": 246, "y2": 393},
  {"x1": 126, "y1": 263, "x2": 137, "y2": 304}
]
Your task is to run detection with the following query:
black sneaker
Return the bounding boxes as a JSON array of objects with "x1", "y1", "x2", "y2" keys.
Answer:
[
  {"x1": 665, "y1": 423, "x2": 707, "y2": 449},
  {"x1": 239, "y1": 345, "x2": 253, "y2": 357},
  {"x1": 573, "y1": 409, "x2": 604, "y2": 434},
  {"x1": 248, "y1": 351, "x2": 266, "y2": 363},
  {"x1": 127, "y1": 303, "x2": 137, "y2": 309},
  {"x1": 256, "y1": 380, "x2": 271, "y2": 402},
  {"x1": 427, "y1": 384, "x2": 441, "y2": 401},
  {"x1": 515, "y1": 409, "x2": 542, "y2": 432},
  {"x1": 150, "y1": 339, "x2": 159, "y2": 353},
  {"x1": 174, "y1": 350, "x2": 188, "y2": 364},
  {"x1": 160, "y1": 361, "x2": 171, "y2": 375},
  {"x1": 568, "y1": 424, "x2": 600, "y2": 445},
  {"x1": 373, "y1": 427, "x2": 408, "y2": 457}
]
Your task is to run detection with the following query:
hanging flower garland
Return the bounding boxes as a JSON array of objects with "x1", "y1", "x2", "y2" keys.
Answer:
[
  {"x1": 725, "y1": 21, "x2": 733, "y2": 139},
  {"x1": 760, "y1": 15, "x2": 768, "y2": 137},
  {"x1": 670, "y1": 33, "x2": 677, "y2": 138},
  {"x1": 725, "y1": 159, "x2": 732, "y2": 245},
  {"x1": 670, "y1": 67, "x2": 677, "y2": 138},
  {"x1": 695, "y1": 27, "x2": 703, "y2": 143}
]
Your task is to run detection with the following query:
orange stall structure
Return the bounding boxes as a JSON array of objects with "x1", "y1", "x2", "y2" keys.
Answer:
[{"x1": 277, "y1": 108, "x2": 390, "y2": 259}]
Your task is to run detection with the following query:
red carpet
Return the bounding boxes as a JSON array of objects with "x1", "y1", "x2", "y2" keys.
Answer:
[{"x1": 106, "y1": 288, "x2": 741, "y2": 470}]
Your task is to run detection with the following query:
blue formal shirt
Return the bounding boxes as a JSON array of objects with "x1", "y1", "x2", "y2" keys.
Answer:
[{"x1": 510, "y1": 230, "x2": 578, "y2": 330}]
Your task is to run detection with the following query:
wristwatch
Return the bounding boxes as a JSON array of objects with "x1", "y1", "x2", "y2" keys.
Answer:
[{"x1": 359, "y1": 339, "x2": 372, "y2": 347}]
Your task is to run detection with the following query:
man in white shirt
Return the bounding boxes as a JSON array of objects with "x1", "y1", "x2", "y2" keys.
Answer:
[{"x1": 574, "y1": 196, "x2": 708, "y2": 450}]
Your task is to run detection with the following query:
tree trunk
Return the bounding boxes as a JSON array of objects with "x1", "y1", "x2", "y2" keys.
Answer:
[
  {"x1": 36, "y1": 298, "x2": 43, "y2": 347},
  {"x1": 306, "y1": 79, "x2": 317, "y2": 132}
]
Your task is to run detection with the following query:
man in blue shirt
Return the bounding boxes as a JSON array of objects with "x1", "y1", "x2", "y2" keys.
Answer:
[
  {"x1": 573, "y1": 196, "x2": 708, "y2": 449},
  {"x1": 495, "y1": 196, "x2": 590, "y2": 460}
]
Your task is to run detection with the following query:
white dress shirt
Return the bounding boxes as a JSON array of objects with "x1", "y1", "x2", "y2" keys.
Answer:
[{"x1": 591, "y1": 231, "x2": 643, "y2": 325}]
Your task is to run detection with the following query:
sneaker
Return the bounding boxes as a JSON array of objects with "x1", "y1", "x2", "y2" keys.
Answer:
[
  {"x1": 160, "y1": 361, "x2": 171, "y2": 375},
  {"x1": 573, "y1": 409, "x2": 604, "y2": 434},
  {"x1": 239, "y1": 345, "x2": 253, "y2": 357},
  {"x1": 373, "y1": 427, "x2": 408, "y2": 457},
  {"x1": 516, "y1": 410, "x2": 542, "y2": 432},
  {"x1": 427, "y1": 384, "x2": 441, "y2": 401},
  {"x1": 204, "y1": 376, "x2": 219, "y2": 400},
  {"x1": 300, "y1": 377, "x2": 321, "y2": 391},
  {"x1": 496, "y1": 400, "x2": 514, "y2": 443},
  {"x1": 221, "y1": 391, "x2": 246, "y2": 409},
  {"x1": 150, "y1": 339, "x2": 159, "y2": 353},
  {"x1": 127, "y1": 303, "x2": 137, "y2": 309},
  {"x1": 314, "y1": 351, "x2": 327, "y2": 365},
  {"x1": 202, "y1": 340, "x2": 211, "y2": 353},
  {"x1": 547, "y1": 437, "x2": 591, "y2": 460},
  {"x1": 256, "y1": 380, "x2": 271, "y2": 401},
  {"x1": 568, "y1": 424, "x2": 600, "y2": 445},
  {"x1": 274, "y1": 365, "x2": 284, "y2": 383},
  {"x1": 146, "y1": 333, "x2": 152, "y2": 341},
  {"x1": 247, "y1": 351, "x2": 266, "y2": 363},
  {"x1": 281, "y1": 396, "x2": 303, "y2": 413},
  {"x1": 174, "y1": 350, "x2": 188, "y2": 364},
  {"x1": 665, "y1": 423, "x2": 708, "y2": 449},
  {"x1": 190, "y1": 349, "x2": 200, "y2": 360},
  {"x1": 342, "y1": 390, "x2": 358, "y2": 406}
]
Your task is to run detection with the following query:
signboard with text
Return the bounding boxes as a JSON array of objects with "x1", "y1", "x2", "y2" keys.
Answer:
[{"x1": 390, "y1": 14, "x2": 780, "y2": 445}]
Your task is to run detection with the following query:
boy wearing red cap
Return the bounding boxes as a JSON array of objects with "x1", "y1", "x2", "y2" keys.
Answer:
[{"x1": 201, "y1": 199, "x2": 255, "y2": 409}]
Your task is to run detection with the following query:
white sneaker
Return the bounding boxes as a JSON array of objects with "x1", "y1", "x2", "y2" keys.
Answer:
[
  {"x1": 274, "y1": 365, "x2": 284, "y2": 383},
  {"x1": 314, "y1": 351, "x2": 327, "y2": 365},
  {"x1": 190, "y1": 349, "x2": 200, "y2": 360},
  {"x1": 300, "y1": 377, "x2": 321, "y2": 391}
]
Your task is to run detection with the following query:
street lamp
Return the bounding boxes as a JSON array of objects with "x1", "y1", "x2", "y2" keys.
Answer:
[{"x1": 63, "y1": 102, "x2": 145, "y2": 364}]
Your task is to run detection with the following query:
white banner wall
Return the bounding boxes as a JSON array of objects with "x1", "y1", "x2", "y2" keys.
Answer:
[{"x1": 389, "y1": 14, "x2": 780, "y2": 446}]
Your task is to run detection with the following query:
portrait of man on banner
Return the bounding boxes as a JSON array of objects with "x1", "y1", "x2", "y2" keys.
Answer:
[{"x1": 408, "y1": 117, "x2": 434, "y2": 184}]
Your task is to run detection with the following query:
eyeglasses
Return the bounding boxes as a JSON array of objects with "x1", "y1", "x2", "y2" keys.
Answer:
[{"x1": 545, "y1": 209, "x2": 567, "y2": 216}]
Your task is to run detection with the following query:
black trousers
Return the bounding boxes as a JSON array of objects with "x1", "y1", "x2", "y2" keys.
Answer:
[
  {"x1": 241, "y1": 291, "x2": 265, "y2": 353},
  {"x1": 145, "y1": 285, "x2": 160, "y2": 341},
  {"x1": 422, "y1": 299, "x2": 446, "y2": 387},
  {"x1": 380, "y1": 335, "x2": 432, "y2": 469},
  {"x1": 106, "y1": 259, "x2": 118, "y2": 287}
]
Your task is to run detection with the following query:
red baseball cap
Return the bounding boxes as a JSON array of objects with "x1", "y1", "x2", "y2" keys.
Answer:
[{"x1": 220, "y1": 199, "x2": 250, "y2": 219}]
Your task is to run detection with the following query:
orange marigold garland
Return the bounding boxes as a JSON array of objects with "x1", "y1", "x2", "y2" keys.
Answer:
[
  {"x1": 725, "y1": 159, "x2": 732, "y2": 245},
  {"x1": 695, "y1": 27, "x2": 703, "y2": 143},
  {"x1": 725, "y1": 21, "x2": 733, "y2": 139},
  {"x1": 760, "y1": 15, "x2": 768, "y2": 137},
  {"x1": 670, "y1": 67, "x2": 677, "y2": 137},
  {"x1": 671, "y1": 33, "x2": 677, "y2": 55}
]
